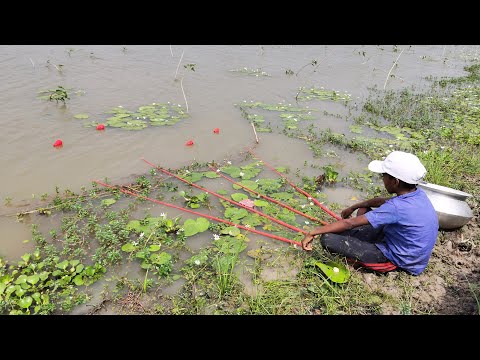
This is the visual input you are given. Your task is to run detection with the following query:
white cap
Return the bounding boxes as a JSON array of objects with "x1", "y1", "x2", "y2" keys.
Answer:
[{"x1": 368, "y1": 151, "x2": 427, "y2": 185}]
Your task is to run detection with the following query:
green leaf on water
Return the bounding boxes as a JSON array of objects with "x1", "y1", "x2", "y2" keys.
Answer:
[
  {"x1": 121, "y1": 243, "x2": 136, "y2": 253},
  {"x1": 19, "y1": 296, "x2": 33, "y2": 309},
  {"x1": 149, "y1": 244, "x2": 161, "y2": 252},
  {"x1": 70, "y1": 260, "x2": 80, "y2": 267},
  {"x1": 220, "y1": 226, "x2": 240, "y2": 237},
  {"x1": 221, "y1": 166, "x2": 241, "y2": 178},
  {"x1": 27, "y1": 274, "x2": 40, "y2": 285},
  {"x1": 204, "y1": 171, "x2": 220, "y2": 179},
  {"x1": 231, "y1": 193, "x2": 248, "y2": 202},
  {"x1": 150, "y1": 252, "x2": 171, "y2": 265},
  {"x1": 73, "y1": 275, "x2": 84, "y2": 286},
  {"x1": 101, "y1": 198, "x2": 117, "y2": 207},
  {"x1": 233, "y1": 180, "x2": 258, "y2": 191},
  {"x1": 183, "y1": 218, "x2": 211, "y2": 237},
  {"x1": 56, "y1": 260, "x2": 69, "y2": 270},
  {"x1": 74, "y1": 113, "x2": 89, "y2": 119},
  {"x1": 253, "y1": 199, "x2": 269, "y2": 207}
]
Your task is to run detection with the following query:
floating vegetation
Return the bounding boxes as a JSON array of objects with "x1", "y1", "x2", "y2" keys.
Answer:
[
  {"x1": 103, "y1": 103, "x2": 189, "y2": 131},
  {"x1": 229, "y1": 67, "x2": 271, "y2": 77},
  {"x1": 37, "y1": 86, "x2": 70, "y2": 104},
  {"x1": 296, "y1": 87, "x2": 351, "y2": 103},
  {"x1": 235, "y1": 101, "x2": 317, "y2": 133},
  {"x1": 73, "y1": 113, "x2": 89, "y2": 119}
]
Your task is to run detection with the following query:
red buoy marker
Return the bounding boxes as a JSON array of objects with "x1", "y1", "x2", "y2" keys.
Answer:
[
  {"x1": 213, "y1": 128, "x2": 220, "y2": 134},
  {"x1": 96, "y1": 124, "x2": 105, "y2": 130},
  {"x1": 185, "y1": 140, "x2": 194, "y2": 146},
  {"x1": 53, "y1": 139, "x2": 63, "y2": 147}
]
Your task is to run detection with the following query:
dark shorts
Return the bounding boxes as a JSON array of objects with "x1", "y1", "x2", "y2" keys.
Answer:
[{"x1": 319, "y1": 224, "x2": 397, "y2": 273}]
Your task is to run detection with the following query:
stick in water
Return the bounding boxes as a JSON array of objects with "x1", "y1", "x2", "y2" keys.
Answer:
[
  {"x1": 251, "y1": 122, "x2": 259, "y2": 143},
  {"x1": 383, "y1": 48, "x2": 405, "y2": 90},
  {"x1": 180, "y1": 77, "x2": 189, "y2": 113},
  {"x1": 174, "y1": 49, "x2": 185, "y2": 80}
]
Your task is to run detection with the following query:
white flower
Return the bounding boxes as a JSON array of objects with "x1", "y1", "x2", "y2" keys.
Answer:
[
  {"x1": 310, "y1": 202, "x2": 314, "y2": 206},
  {"x1": 118, "y1": 105, "x2": 123, "y2": 108},
  {"x1": 194, "y1": 259, "x2": 201, "y2": 265},
  {"x1": 293, "y1": 244, "x2": 298, "y2": 249},
  {"x1": 152, "y1": 103, "x2": 156, "y2": 105},
  {"x1": 239, "y1": 172, "x2": 245, "y2": 177},
  {"x1": 305, "y1": 221, "x2": 310, "y2": 225},
  {"x1": 227, "y1": 161, "x2": 232, "y2": 165},
  {"x1": 308, "y1": 197, "x2": 312, "y2": 200},
  {"x1": 216, "y1": 169, "x2": 220, "y2": 172},
  {"x1": 160, "y1": 213, "x2": 166, "y2": 218},
  {"x1": 301, "y1": 204, "x2": 306, "y2": 209},
  {"x1": 245, "y1": 224, "x2": 251, "y2": 228},
  {"x1": 132, "y1": 241, "x2": 138, "y2": 246},
  {"x1": 139, "y1": 232, "x2": 145, "y2": 238},
  {"x1": 213, "y1": 234, "x2": 220, "y2": 240},
  {"x1": 333, "y1": 267, "x2": 339, "y2": 273}
]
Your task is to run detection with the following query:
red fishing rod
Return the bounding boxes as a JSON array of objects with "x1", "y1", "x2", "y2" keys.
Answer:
[
  {"x1": 207, "y1": 164, "x2": 329, "y2": 226},
  {"x1": 94, "y1": 180, "x2": 302, "y2": 247},
  {"x1": 141, "y1": 157, "x2": 308, "y2": 235},
  {"x1": 247, "y1": 149, "x2": 342, "y2": 221}
]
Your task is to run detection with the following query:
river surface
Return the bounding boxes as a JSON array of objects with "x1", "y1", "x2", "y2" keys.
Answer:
[{"x1": 1, "y1": 44, "x2": 478, "y2": 261}]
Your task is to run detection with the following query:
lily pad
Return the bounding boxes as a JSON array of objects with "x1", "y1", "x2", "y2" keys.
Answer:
[
  {"x1": 74, "y1": 113, "x2": 89, "y2": 119},
  {"x1": 19, "y1": 296, "x2": 33, "y2": 309},
  {"x1": 121, "y1": 243, "x2": 137, "y2": 253},
  {"x1": 183, "y1": 218, "x2": 211, "y2": 237},
  {"x1": 314, "y1": 261, "x2": 350, "y2": 283},
  {"x1": 101, "y1": 198, "x2": 117, "y2": 207}
]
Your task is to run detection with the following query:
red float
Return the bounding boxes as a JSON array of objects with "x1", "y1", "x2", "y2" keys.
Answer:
[
  {"x1": 53, "y1": 139, "x2": 63, "y2": 147},
  {"x1": 96, "y1": 124, "x2": 105, "y2": 130}
]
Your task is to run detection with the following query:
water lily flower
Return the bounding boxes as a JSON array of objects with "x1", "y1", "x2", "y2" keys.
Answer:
[
  {"x1": 160, "y1": 213, "x2": 166, "y2": 218},
  {"x1": 227, "y1": 161, "x2": 232, "y2": 165},
  {"x1": 305, "y1": 221, "x2": 310, "y2": 225},
  {"x1": 194, "y1": 259, "x2": 201, "y2": 265},
  {"x1": 139, "y1": 232, "x2": 145, "y2": 238},
  {"x1": 239, "y1": 172, "x2": 245, "y2": 177},
  {"x1": 213, "y1": 234, "x2": 220, "y2": 240},
  {"x1": 245, "y1": 224, "x2": 251, "y2": 228},
  {"x1": 310, "y1": 202, "x2": 314, "y2": 206},
  {"x1": 132, "y1": 241, "x2": 138, "y2": 246}
]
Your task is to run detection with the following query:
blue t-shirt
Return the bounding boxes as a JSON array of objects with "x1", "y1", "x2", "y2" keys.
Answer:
[{"x1": 365, "y1": 188, "x2": 439, "y2": 275}]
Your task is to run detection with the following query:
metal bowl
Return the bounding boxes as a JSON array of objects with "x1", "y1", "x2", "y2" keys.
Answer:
[{"x1": 417, "y1": 181, "x2": 473, "y2": 230}]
